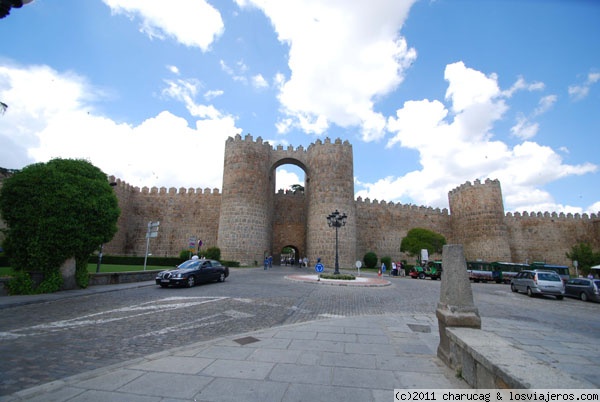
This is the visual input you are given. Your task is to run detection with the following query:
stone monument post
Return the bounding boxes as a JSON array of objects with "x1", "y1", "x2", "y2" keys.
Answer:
[{"x1": 436, "y1": 244, "x2": 481, "y2": 366}]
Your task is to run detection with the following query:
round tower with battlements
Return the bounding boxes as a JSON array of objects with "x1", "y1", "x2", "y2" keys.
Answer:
[
  {"x1": 217, "y1": 134, "x2": 274, "y2": 265},
  {"x1": 305, "y1": 138, "x2": 357, "y2": 269},
  {"x1": 448, "y1": 178, "x2": 512, "y2": 262}
]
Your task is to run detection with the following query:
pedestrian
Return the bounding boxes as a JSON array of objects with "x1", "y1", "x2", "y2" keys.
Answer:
[
  {"x1": 268, "y1": 255, "x2": 273, "y2": 269},
  {"x1": 264, "y1": 256, "x2": 268, "y2": 270}
]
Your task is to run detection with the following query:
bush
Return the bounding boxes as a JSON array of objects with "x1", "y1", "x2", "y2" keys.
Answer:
[
  {"x1": 320, "y1": 273, "x2": 355, "y2": 280},
  {"x1": 363, "y1": 252, "x2": 378, "y2": 268},
  {"x1": 203, "y1": 247, "x2": 221, "y2": 261},
  {"x1": 179, "y1": 249, "x2": 191, "y2": 260},
  {"x1": 5, "y1": 270, "x2": 34, "y2": 295},
  {"x1": 381, "y1": 256, "x2": 392, "y2": 270},
  {"x1": 88, "y1": 255, "x2": 183, "y2": 267}
]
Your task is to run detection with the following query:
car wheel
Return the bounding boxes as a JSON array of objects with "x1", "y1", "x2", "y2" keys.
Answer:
[
  {"x1": 526, "y1": 287, "x2": 533, "y2": 297},
  {"x1": 418, "y1": 273, "x2": 425, "y2": 279},
  {"x1": 511, "y1": 284, "x2": 518, "y2": 293},
  {"x1": 580, "y1": 292, "x2": 588, "y2": 302},
  {"x1": 186, "y1": 276, "x2": 196, "y2": 288},
  {"x1": 218, "y1": 272, "x2": 226, "y2": 282},
  {"x1": 556, "y1": 295, "x2": 563, "y2": 300}
]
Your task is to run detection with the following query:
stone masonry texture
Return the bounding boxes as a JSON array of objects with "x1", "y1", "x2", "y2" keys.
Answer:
[{"x1": 0, "y1": 136, "x2": 599, "y2": 271}]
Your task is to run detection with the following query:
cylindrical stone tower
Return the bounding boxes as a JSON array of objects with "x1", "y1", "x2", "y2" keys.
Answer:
[
  {"x1": 217, "y1": 134, "x2": 273, "y2": 265},
  {"x1": 448, "y1": 179, "x2": 512, "y2": 262},
  {"x1": 305, "y1": 138, "x2": 357, "y2": 269}
]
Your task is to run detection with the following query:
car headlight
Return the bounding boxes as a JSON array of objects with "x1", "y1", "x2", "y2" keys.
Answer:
[{"x1": 173, "y1": 273, "x2": 182, "y2": 278}]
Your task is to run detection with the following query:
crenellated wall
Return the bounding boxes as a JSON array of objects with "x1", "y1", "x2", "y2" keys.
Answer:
[
  {"x1": 355, "y1": 198, "x2": 451, "y2": 263},
  {"x1": 103, "y1": 179, "x2": 222, "y2": 257},
  {"x1": 1, "y1": 139, "x2": 598, "y2": 269}
]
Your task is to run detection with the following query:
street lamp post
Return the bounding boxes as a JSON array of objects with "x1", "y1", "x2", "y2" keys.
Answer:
[{"x1": 326, "y1": 210, "x2": 347, "y2": 275}]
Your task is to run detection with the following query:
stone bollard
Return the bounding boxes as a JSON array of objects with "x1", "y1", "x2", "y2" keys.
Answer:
[
  {"x1": 60, "y1": 257, "x2": 78, "y2": 290},
  {"x1": 436, "y1": 244, "x2": 481, "y2": 367}
]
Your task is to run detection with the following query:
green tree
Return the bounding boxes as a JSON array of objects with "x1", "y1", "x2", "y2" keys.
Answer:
[
  {"x1": 565, "y1": 243, "x2": 600, "y2": 276},
  {"x1": 363, "y1": 251, "x2": 378, "y2": 269},
  {"x1": 400, "y1": 228, "x2": 446, "y2": 262},
  {"x1": 290, "y1": 184, "x2": 304, "y2": 194},
  {"x1": 203, "y1": 246, "x2": 221, "y2": 261},
  {"x1": 0, "y1": 158, "x2": 120, "y2": 293}
]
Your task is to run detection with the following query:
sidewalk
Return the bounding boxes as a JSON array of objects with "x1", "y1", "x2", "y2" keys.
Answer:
[
  {"x1": 2, "y1": 313, "x2": 467, "y2": 402},
  {"x1": 1, "y1": 275, "x2": 598, "y2": 401}
]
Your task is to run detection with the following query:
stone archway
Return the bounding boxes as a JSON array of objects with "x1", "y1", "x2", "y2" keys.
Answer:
[
  {"x1": 271, "y1": 159, "x2": 308, "y2": 267},
  {"x1": 279, "y1": 245, "x2": 300, "y2": 266}
]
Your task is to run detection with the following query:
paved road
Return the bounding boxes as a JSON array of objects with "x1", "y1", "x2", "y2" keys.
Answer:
[{"x1": 0, "y1": 266, "x2": 598, "y2": 396}]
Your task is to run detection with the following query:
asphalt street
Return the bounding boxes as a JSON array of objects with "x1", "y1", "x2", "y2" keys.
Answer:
[{"x1": 0, "y1": 266, "x2": 598, "y2": 397}]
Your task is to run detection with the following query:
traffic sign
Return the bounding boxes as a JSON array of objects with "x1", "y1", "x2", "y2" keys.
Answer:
[{"x1": 315, "y1": 262, "x2": 324, "y2": 273}]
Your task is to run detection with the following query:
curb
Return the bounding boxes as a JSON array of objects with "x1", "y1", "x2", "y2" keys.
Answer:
[{"x1": 285, "y1": 274, "x2": 391, "y2": 287}]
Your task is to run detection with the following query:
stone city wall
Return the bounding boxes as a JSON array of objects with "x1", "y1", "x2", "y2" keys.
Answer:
[
  {"x1": 355, "y1": 198, "x2": 451, "y2": 264},
  {"x1": 1, "y1": 141, "x2": 599, "y2": 268},
  {"x1": 102, "y1": 179, "x2": 222, "y2": 258}
]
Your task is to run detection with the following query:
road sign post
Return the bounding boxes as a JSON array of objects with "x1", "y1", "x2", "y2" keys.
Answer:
[{"x1": 144, "y1": 221, "x2": 160, "y2": 271}]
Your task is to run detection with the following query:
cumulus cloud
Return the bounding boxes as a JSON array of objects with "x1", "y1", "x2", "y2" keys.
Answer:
[
  {"x1": 102, "y1": 0, "x2": 224, "y2": 51},
  {"x1": 0, "y1": 64, "x2": 240, "y2": 190},
  {"x1": 236, "y1": 0, "x2": 417, "y2": 141},
  {"x1": 356, "y1": 62, "x2": 597, "y2": 213}
]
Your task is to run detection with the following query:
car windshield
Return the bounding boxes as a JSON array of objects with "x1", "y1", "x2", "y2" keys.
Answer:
[
  {"x1": 594, "y1": 280, "x2": 600, "y2": 288},
  {"x1": 178, "y1": 260, "x2": 200, "y2": 269},
  {"x1": 538, "y1": 273, "x2": 560, "y2": 281}
]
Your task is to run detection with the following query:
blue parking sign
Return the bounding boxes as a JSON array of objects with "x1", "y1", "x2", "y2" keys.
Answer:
[{"x1": 315, "y1": 263, "x2": 324, "y2": 273}]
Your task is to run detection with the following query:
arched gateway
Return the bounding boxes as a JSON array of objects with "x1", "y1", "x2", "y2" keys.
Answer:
[{"x1": 217, "y1": 134, "x2": 357, "y2": 268}]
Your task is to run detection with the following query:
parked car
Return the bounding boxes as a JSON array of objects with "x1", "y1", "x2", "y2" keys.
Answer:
[
  {"x1": 156, "y1": 257, "x2": 229, "y2": 288},
  {"x1": 564, "y1": 277, "x2": 600, "y2": 302},
  {"x1": 510, "y1": 270, "x2": 564, "y2": 299}
]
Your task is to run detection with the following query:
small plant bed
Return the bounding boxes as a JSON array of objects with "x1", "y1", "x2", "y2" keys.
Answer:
[{"x1": 319, "y1": 273, "x2": 356, "y2": 280}]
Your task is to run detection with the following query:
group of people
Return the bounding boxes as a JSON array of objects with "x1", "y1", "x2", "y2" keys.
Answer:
[
  {"x1": 279, "y1": 256, "x2": 310, "y2": 267},
  {"x1": 390, "y1": 261, "x2": 405, "y2": 277}
]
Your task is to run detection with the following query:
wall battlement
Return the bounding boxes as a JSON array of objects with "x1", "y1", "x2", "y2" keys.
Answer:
[
  {"x1": 108, "y1": 177, "x2": 221, "y2": 196},
  {"x1": 1, "y1": 139, "x2": 598, "y2": 268},
  {"x1": 355, "y1": 196, "x2": 450, "y2": 215},
  {"x1": 506, "y1": 211, "x2": 597, "y2": 221}
]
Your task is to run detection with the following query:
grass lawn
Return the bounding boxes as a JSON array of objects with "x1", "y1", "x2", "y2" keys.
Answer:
[{"x1": 0, "y1": 264, "x2": 167, "y2": 277}]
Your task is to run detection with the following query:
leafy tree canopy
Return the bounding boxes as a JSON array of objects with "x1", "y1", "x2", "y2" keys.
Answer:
[
  {"x1": 0, "y1": 158, "x2": 120, "y2": 273},
  {"x1": 400, "y1": 228, "x2": 446, "y2": 258},
  {"x1": 565, "y1": 243, "x2": 600, "y2": 275},
  {"x1": 291, "y1": 184, "x2": 304, "y2": 194}
]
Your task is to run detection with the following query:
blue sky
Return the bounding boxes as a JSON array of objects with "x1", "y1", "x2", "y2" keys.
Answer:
[{"x1": 1, "y1": 0, "x2": 598, "y2": 214}]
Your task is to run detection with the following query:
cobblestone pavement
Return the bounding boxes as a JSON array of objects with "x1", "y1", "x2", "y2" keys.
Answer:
[{"x1": 1, "y1": 266, "x2": 598, "y2": 396}]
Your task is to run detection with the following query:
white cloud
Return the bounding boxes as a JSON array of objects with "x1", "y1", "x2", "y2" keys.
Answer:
[
  {"x1": 103, "y1": 0, "x2": 224, "y2": 51},
  {"x1": 275, "y1": 167, "x2": 302, "y2": 192},
  {"x1": 502, "y1": 76, "x2": 544, "y2": 98},
  {"x1": 568, "y1": 71, "x2": 600, "y2": 101},
  {"x1": 357, "y1": 61, "x2": 598, "y2": 212},
  {"x1": 251, "y1": 74, "x2": 269, "y2": 89},
  {"x1": 167, "y1": 65, "x2": 180, "y2": 75},
  {"x1": 510, "y1": 114, "x2": 539, "y2": 140},
  {"x1": 534, "y1": 94, "x2": 557, "y2": 116},
  {"x1": 0, "y1": 64, "x2": 241, "y2": 190},
  {"x1": 236, "y1": 0, "x2": 417, "y2": 141}
]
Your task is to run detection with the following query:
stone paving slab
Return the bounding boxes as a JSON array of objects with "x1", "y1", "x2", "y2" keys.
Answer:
[{"x1": 2, "y1": 314, "x2": 467, "y2": 402}]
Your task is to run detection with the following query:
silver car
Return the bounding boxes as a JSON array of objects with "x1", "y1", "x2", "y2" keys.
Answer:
[{"x1": 510, "y1": 270, "x2": 565, "y2": 300}]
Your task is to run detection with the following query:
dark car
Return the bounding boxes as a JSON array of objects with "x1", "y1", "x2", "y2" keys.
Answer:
[
  {"x1": 564, "y1": 277, "x2": 600, "y2": 302},
  {"x1": 156, "y1": 258, "x2": 229, "y2": 288}
]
